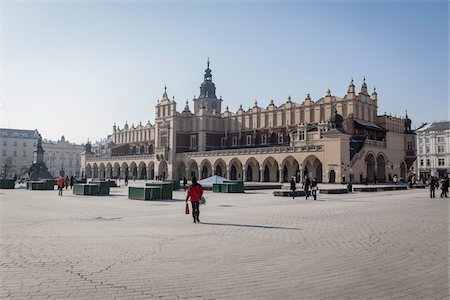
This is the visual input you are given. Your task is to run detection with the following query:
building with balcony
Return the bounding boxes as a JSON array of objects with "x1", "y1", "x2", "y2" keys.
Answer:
[
  {"x1": 82, "y1": 60, "x2": 416, "y2": 184},
  {"x1": 416, "y1": 121, "x2": 450, "y2": 180}
]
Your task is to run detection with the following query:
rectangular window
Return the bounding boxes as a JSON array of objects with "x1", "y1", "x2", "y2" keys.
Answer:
[
  {"x1": 299, "y1": 131, "x2": 305, "y2": 141},
  {"x1": 13, "y1": 150, "x2": 17, "y2": 157},
  {"x1": 23, "y1": 151, "x2": 26, "y2": 157},
  {"x1": 246, "y1": 135, "x2": 251, "y2": 146},
  {"x1": 420, "y1": 159, "x2": 424, "y2": 166},
  {"x1": 419, "y1": 138, "x2": 423, "y2": 144},
  {"x1": 407, "y1": 141, "x2": 413, "y2": 150},
  {"x1": 232, "y1": 136, "x2": 238, "y2": 146},
  {"x1": 2, "y1": 150, "x2": 6, "y2": 156},
  {"x1": 14, "y1": 141, "x2": 17, "y2": 147},
  {"x1": 438, "y1": 158, "x2": 445, "y2": 166},
  {"x1": 426, "y1": 146, "x2": 430, "y2": 154},
  {"x1": 3, "y1": 141, "x2": 6, "y2": 146},
  {"x1": 278, "y1": 133, "x2": 284, "y2": 144},
  {"x1": 438, "y1": 145, "x2": 445, "y2": 153},
  {"x1": 261, "y1": 134, "x2": 267, "y2": 145},
  {"x1": 438, "y1": 137, "x2": 444, "y2": 143},
  {"x1": 190, "y1": 135, "x2": 197, "y2": 150},
  {"x1": 23, "y1": 142, "x2": 27, "y2": 147},
  {"x1": 160, "y1": 129, "x2": 168, "y2": 147},
  {"x1": 426, "y1": 159, "x2": 431, "y2": 166},
  {"x1": 425, "y1": 138, "x2": 429, "y2": 143},
  {"x1": 221, "y1": 137, "x2": 225, "y2": 147}
]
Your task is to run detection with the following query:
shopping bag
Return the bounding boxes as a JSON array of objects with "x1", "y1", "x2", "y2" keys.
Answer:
[
  {"x1": 185, "y1": 202, "x2": 190, "y2": 214},
  {"x1": 199, "y1": 196, "x2": 206, "y2": 205}
]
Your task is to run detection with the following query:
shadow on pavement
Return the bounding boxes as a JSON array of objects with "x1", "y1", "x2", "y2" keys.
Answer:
[{"x1": 200, "y1": 222, "x2": 301, "y2": 230}]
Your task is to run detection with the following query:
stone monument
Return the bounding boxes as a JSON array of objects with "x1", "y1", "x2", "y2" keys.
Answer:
[{"x1": 28, "y1": 134, "x2": 52, "y2": 180}]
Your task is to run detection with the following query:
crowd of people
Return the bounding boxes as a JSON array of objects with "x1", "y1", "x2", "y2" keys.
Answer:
[{"x1": 428, "y1": 175, "x2": 449, "y2": 198}]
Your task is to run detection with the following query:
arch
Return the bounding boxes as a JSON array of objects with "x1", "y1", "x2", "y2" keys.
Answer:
[
  {"x1": 400, "y1": 161, "x2": 407, "y2": 179},
  {"x1": 99, "y1": 163, "x2": 106, "y2": 179},
  {"x1": 366, "y1": 153, "x2": 376, "y2": 183},
  {"x1": 187, "y1": 160, "x2": 199, "y2": 180},
  {"x1": 113, "y1": 162, "x2": 121, "y2": 178},
  {"x1": 130, "y1": 161, "x2": 138, "y2": 179},
  {"x1": 130, "y1": 146, "x2": 137, "y2": 155},
  {"x1": 121, "y1": 162, "x2": 129, "y2": 178},
  {"x1": 158, "y1": 160, "x2": 168, "y2": 180},
  {"x1": 176, "y1": 161, "x2": 187, "y2": 180},
  {"x1": 281, "y1": 156, "x2": 300, "y2": 183},
  {"x1": 148, "y1": 161, "x2": 155, "y2": 179},
  {"x1": 244, "y1": 157, "x2": 260, "y2": 182},
  {"x1": 140, "y1": 145, "x2": 145, "y2": 154},
  {"x1": 106, "y1": 163, "x2": 113, "y2": 179},
  {"x1": 213, "y1": 158, "x2": 227, "y2": 178},
  {"x1": 228, "y1": 158, "x2": 243, "y2": 180},
  {"x1": 303, "y1": 155, "x2": 323, "y2": 183},
  {"x1": 376, "y1": 153, "x2": 386, "y2": 183},
  {"x1": 138, "y1": 162, "x2": 147, "y2": 179},
  {"x1": 199, "y1": 159, "x2": 212, "y2": 179},
  {"x1": 85, "y1": 164, "x2": 92, "y2": 178},
  {"x1": 262, "y1": 156, "x2": 279, "y2": 182},
  {"x1": 320, "y1": 105, "x2": 325, "y2": 122},
  {"x1": 92, "y1": 163, "x2": 98, "y2": 179}
]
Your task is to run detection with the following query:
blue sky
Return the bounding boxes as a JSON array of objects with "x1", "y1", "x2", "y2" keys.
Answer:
[{"x1": 0, "y1": 0, "x2": 448, "y2": 144}]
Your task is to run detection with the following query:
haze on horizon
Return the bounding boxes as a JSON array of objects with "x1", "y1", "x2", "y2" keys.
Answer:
[{"x1": 0, "y1": 0, "x2": 448, "y2": 144}]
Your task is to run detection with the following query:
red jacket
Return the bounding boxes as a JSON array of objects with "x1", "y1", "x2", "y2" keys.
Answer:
[
  {"x1": 57, "y1": 178, "x2": 64, "y2": 188},
  {"x1": 186, "y1": 184, "x2": 203, "y2": 202}
]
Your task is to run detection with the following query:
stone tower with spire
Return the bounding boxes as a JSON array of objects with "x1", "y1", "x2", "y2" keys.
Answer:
[{"x1": 193, "y1": 58, "x2": 223, "y2": 114}]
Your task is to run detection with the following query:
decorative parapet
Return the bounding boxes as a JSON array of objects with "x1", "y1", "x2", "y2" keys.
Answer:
[
  {"x1": 86, "y1": 154, "x2": 155, "y2": 162},
  {"x1": 176, "y1": 144, "x2": 324, "y2": 159},
  {"x1": 365, "y1": 139, "x2": 386, "y2": 147}
]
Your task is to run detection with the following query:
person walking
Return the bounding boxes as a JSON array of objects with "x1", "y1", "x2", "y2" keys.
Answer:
[
  {"x1": 185, "y1": 176, "x2": 204, "y2": 223},
  {"x1": 311, "y1": 177, "x2": 318, "y2": 200},
  {"x1": 442, "y1": 176, "x2": 449, "y2": 198},
  {"x1": 64, "y1": 176, "x2": 70, "y2": 189},
  {"x1": 124, "y1": 174, "x2": 129, "y2": 186},
  {"x1": 183, "y1": 177, "x2": 188, "y2": 191},
  {"x1": 290, "y1": 176, "x2": 296, "y2": 199},
  {"x1": 57, "y1": 176, "x2": 64, "y2": 196},
  {"x1": 303, "y1": 176, "x2": 311, "y2": 200},
  {"x1": 429, "y1": 176, "x2": 437, "y2": 198},
  {"x1": 70, "y1": 175, "x2": 74, "y2": 189}
]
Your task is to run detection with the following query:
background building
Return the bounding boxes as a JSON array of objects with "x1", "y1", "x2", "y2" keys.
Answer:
[
  {"x1": 0, "y1": 128, "x2": 39, "y2": 178},
  {"x1": 82, "y1": 60, "x2": 416, "y2": 184},
  {"x1": 416, "y1": 121, "x2": 450, "y2": 179},
  {"x1": 43, "y1": 136, "x2": 84, "y2": 177}
]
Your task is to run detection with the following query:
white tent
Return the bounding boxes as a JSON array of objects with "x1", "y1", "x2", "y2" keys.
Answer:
[{"x1": 198, "y1": 175, "x2": 228, "y2": 187}]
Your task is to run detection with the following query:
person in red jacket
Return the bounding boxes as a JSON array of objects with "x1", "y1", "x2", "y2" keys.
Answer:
[
  {"x1": 185, "y1": 176, "x2": 204, "y2": 223},
  {"x1": 57, "y1": 176, "x2": 64, "y2": 196}
]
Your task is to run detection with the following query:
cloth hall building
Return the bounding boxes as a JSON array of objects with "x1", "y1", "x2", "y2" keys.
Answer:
[{"x1": 82, "y1": 60, "x2": 416, "y2": 184}]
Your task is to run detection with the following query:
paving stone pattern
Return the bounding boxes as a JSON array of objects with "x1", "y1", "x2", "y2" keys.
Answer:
[{"x1": 0, "y1": 184, "x2": 448, "y2": 299}]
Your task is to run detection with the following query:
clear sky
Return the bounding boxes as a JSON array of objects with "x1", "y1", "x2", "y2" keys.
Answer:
[{"x1": 0, "y1": 0, "x2": 448, "y2": 144}]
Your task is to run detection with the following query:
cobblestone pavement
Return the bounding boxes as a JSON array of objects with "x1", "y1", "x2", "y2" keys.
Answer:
[{"x1": 0, "y1": 185, "x2": 448, "y2": 299}]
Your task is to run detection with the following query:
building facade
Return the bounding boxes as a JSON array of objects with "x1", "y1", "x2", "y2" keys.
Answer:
[
  {"x1": 416, "y1": 121, "x2": 450, "y2": 179},
  {"x1": 0, "y1": 128, "x2": 39, "y2": 178},
  {"x1": 43, "y1": 136, "x2": 84, "y2": 177},
  {"x1": 82, "y1": 60, "x2": 416, "y2": 184}
]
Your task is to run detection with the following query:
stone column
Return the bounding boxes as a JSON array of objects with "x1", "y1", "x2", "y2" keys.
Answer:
[{"x1": 279, "y1": 167, "x2": 283, "y2": 183}]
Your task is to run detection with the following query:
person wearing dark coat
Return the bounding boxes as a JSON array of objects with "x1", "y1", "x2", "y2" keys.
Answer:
[
  {"x1": 430, "y1": 176, "x2": 437, "y2": 198},
  {"x1": 290, "y1": 177, "x2": 296, "y2": 199},
  {"x1": 303, "y1": 176, "x2": 311, "y2": 200},
  {"x1": 311, "y1": 177, "x2": 318, "y2": 200}
]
